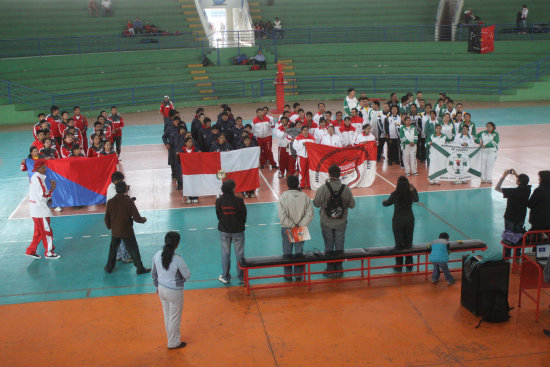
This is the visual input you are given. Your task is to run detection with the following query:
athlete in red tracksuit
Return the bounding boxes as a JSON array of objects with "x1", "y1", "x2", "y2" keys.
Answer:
[
  {"x1": 159, "y1": 96, "x2": 174, "y2": 127},
  {"x1": 46, "y1": 105, "x2": 62, "y2": 147},
  {"x1": 108, "y1": 106, "x2": 124, "y2": 155},
  {"x1": 252, "y1": 108, "x2": 277, "y2": 169},
  {"x1": 292, "y1": 126, "x2": 316, "y2": 189},
  {"x1": 73, "y1": 106, "x2": 88, "y2": 152},
  {"x1": 25, "y1": 159, "x2": 60, "y2": 259},
  {"x1": 273, "y1": 117, "x2": 290, "y2": 178}
]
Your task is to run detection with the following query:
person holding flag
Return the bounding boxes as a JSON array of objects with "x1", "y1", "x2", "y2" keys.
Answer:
[{"x1": 25, "y1": 160, "x2": 61, "y2": 260}]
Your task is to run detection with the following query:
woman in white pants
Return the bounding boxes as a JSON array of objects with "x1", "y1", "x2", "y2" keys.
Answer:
[
  {"x1": 152, "y1": 231, "x2": 191, "y2": 349},
  {"x1": 475, "y1": 122, "x2": 499, "y2": 184}
]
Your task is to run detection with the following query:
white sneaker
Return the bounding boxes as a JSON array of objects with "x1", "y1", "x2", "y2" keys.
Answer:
[
  {"x1": 192, "y1": 199, "x2": 199, "y2": 203},
  {"x1": 218, "y1": 275, "x2": 229, "y2": 284},
  {"x1": 413, "y1": 172, "x2": 419, "y2": 176},
  {"x1": 45, "y1": 252, "x2": 61, "y2": 259},
  {"x1": 249, "y1": 193, "x2": 256, "y2": 198},
  {"x1": 25, "y1": 253, "x2": 41, "y2": 260},
  {"x1": 278, "y1": 172, "x2": 284, "y2": 178},
  {"x1": 55, "y1": 207, "x2": 63, "y2": 212},
  {"x1": 185, "y1": 198, "x2": 193, "y2": 204},
  {"x1": 435, "y1": 180, "x2": 440, "y2": 185},
  {"x1": 405, "y1": 173, "x2": 410, "y2": 177},
  {"x1": 243, "y1": 193, "x2": 249, "y2": 198}
]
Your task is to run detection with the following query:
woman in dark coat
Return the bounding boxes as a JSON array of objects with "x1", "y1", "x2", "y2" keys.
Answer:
[
  {"x1": 527, "y1": 170, "x2": 550, "y2": 231},
  {"x1": 382, "y1": 176, "x2": 419, "y2": 271}
]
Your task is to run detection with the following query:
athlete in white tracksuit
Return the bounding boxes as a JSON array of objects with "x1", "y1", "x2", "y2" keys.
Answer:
[
  {"x1": 475, "y1": 122, "x2": 499, "y2": 183},
  {"x1": 399, "y1": 117, "x2": 419, "y2": 176},
  {"x1": 25, "y1": 160, "x2": 60, "y2": 259}
]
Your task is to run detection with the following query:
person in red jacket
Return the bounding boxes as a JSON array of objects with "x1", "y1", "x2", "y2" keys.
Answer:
[
  {"x1": 46, "y1": 105, "x2": 62, "y2": 147},
  {"x1": 159, "y1": 96, "x2": 174, "y2": 127},
  {"x1": 60, "y1": 134, "x2": 75, "y2": 158},
  {"x1": 98, "y1": 115, "x2": 113, "y2": 143},
  {"x1": 31, "y1": 130, "x2": 46, "y2": 151},
  {"x1": 292, "y1": 126, "x2": 316, "y2": 189},
  {"x1": 33, "y1": 114, "x2": 48, "y2": 140},
  {"x1": 73, "y1": 106, "x2": 88, "y2": 152},
  {"x1": 108, "y1": 106, "x2": 124, "y2": 156},
  {"x1": 88, "y1": 134, "x2": 104, "y2": 157},
  {"x1": 251, "y1": 108, "x2": 277, "y2": 169}
]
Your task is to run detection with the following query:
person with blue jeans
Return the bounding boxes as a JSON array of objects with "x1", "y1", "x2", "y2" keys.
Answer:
[
  {"x1": 428, "y1": 232, "x2": 455, "y2": 285},
  {"x1": 313, "y1": 165, "x2": 356, "y2": 278},
  {"x1": 215, "y1": 179, "x2": 247, "y2": 284},
  {"x1": 278, "y1": 175, "x2": 314, "y2": 281}
]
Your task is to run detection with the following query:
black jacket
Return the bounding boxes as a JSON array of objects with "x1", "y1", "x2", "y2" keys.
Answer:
[
  {"x1": 527, "y1": 184, "x2": 550, "y2": 230},
  {"x1": 216, "y1": 194, "x2": 247, "y2": 233},
  {"x1": 382, "y1": 189, "x2": 419, "y2": 223}
]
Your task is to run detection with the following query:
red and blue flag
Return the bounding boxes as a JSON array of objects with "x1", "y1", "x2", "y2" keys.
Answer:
[{"x1": 25, "y1": 155, "x2": 118, "y2": 207}]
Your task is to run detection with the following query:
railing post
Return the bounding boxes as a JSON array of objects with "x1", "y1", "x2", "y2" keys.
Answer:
[
  {"x1": 308, "y1": 29, "x2": 311, "y2": 44},
  {"x1": 131, "y1": 88, "x2": 135, "y2": 105},
  {"x1": 77, "y1": 38, "x2": 81, "y2": 54},
  {"x1": 91, "y1": 93, "x2": 94, "y2": 111},
  {"x1": 414, "y1": 76, "x2": 418, "y2": 92},
  {"x1": 242, "y1": 81, "x2": 245, "y2": 97},
  {"x1": 116, "y1": 35, "x2": 120, "y2": 51},
  {"x1": 7, "y1": 82, "x2": 12, "y2": 103},
  {"x1": 457, "y1": 76, "x2": 460, "y2": 94},
  {"x1": 373, "y1": 77, "x2": 376, "y2": 93},
  {"x1": 332, "y1": 78, "x2": 335, "y2": 94},
  {"x1": 530, "y1": 26, "x2": 534, "y2": 41},
  {"x1": 274, "y1": 40, "x2": 278, "y2": 63},
  {"x1": 171, "y1": 86, "x2": 175, "y2": 101},
  {"x1": 38, "y1": 40, "x2": 42, "y2": 56},
  {"x1": 383, "y1": 27, "x2": 387, "y2": 42},
  {"x1": 217, "y1": 47, "x2": 220, "y2": 66},
  {"x1": 237, "y1": 31, "x2": 240, "y2": 54},
  {"x1": 260, "y1": 80, "x2": 264, "y2": 96},
  {"x1": 498, "y1": 77, "x2": 503, "y2": 95},
  {"x1": 251, "y1": 80, "x2": 254, "y2": 97},
  {"x1": 536, "y1": 61, "x2": 540, "y2": 80},
  {"x1": 51, "y1": 95, "x2": 55, "y2": 106}
]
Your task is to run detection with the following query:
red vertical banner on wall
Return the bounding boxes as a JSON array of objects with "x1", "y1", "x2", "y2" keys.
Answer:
[{"x1": 481, "y1": 25, "x2": 495, "y2": 54}]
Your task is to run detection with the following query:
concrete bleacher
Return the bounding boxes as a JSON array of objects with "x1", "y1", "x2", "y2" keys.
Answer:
[
  {"x1": 462, "y1": 0, "x2": 550, "y2": 25},
  {"x1": 0, "y1": 0, "x2": 203, "y2": 39},
  {"x1": 252, "y1": 0, "x2": 436, "y2": 28}
]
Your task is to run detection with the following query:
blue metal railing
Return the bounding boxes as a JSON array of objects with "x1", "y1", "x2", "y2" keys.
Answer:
[
  {"x1": 1, "y1": 56, "x2": 548, "y2": 111},
  {"x1": 2, "y1": 23, "x2": 549, "y2": 58}
]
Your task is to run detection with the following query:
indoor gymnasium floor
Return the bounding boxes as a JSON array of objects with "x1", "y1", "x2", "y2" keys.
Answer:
[{"x1": 0, "y1": 101, "x2": 549, "y2": 366}]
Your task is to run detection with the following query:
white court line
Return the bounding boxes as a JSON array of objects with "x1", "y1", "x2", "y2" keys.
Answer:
[
  {"x1": 259, "y1": 170, "x2": 279, "y2": 201},
  {"x1": 376, "y1": 172, "x2": 396, "y2": 188},
  {"x1": 8, "y1": 195, "x2": 28, "y2": 220}
]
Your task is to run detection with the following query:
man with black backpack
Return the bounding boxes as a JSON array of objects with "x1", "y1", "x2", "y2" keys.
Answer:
[{"x1": 313, "y1": 165, "x2": 356, "y2": 278}]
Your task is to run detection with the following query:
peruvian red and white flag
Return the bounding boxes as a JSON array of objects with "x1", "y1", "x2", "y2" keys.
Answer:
[
  {"x1": 179, "y1": 147, "x2": 260, "y2": 196},
  {"x1": 307, "y1": 141, "x2": 377, "y2": 190}
]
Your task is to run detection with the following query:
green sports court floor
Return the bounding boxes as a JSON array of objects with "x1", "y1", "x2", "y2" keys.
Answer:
[{"x1": 0, "y1": 104, "x2": 548, "y2": 306}]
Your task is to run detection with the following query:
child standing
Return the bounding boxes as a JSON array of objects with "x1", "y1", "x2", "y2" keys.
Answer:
[{"x1": 428, "y1": 232, "x2": 455, "y2": 285}]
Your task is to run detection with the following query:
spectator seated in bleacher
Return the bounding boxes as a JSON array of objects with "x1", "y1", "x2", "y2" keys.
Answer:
[
  {"x1": 133, "y1": 17, "x2": 144, "y2": 34},
  {"x1": 102, "y1": 0, "x2": 113, "y2": 16},
  {"x1": 126, "y1": 20, "x2": 135, "y2": 35},
  {"x1": 88, "y1": 0, "x2": 99, "y2": 17},
  {"x1": 250, "y1": 50, "x2": 267, "y2": 70}
]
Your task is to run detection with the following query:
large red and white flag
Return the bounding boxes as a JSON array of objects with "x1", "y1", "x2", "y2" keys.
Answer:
[
  {"x1": 179, "y1": 147, "x2": 260, "y2": 196},
  {"x1": 307, "y1": 141, "x2": 377, "y2": 190}
]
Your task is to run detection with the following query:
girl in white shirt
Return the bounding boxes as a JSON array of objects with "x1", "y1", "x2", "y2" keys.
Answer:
[{"x1": 152, "y1": 232, "x2": 191, "y2": 350}]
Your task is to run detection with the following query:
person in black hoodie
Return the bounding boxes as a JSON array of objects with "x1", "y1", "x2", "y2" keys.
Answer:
[
  {"x1": 204, "y1": 124, "x2": 221, "y2": 152},
  {"x1": 210, "y1": 133, "x2": 232, "y2": 152},
  {"x1": 197, "y1": 118, "x2": 213, "y2": 152},
  {"x1": 527, "y1": 170, "x2": 550, "y2": 231},
  {"x1": 216, "y1": 112, "x2": 235, "y2": 140},
  {"x1": 162, "y1": 117, "x2": 182, "y2": 179},
  {"x1": 216, "y1": 179, "x2": 247, "y2": 284},
  {"x1": 191, "y1": 109, "x2": 204, "y2": 141},
  {"x1": 230, "y1": 116, "x2": 246, "y2": 148},
  {"x1": 382, "y1": 176, "x2": 419, "y2": 271}
]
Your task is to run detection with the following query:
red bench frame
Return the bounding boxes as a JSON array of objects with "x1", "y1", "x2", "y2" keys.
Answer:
[
  {"x1": 240, "y1": 245, "x2": 487, "y2": 295},
  {"x1": 517, "y1": 230, "x2": 550, "y2": 321}
]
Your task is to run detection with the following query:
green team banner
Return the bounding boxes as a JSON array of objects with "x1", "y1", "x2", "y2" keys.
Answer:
[{"x1": 428, "y1": 143, "x2": 482, "y2": 181}]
